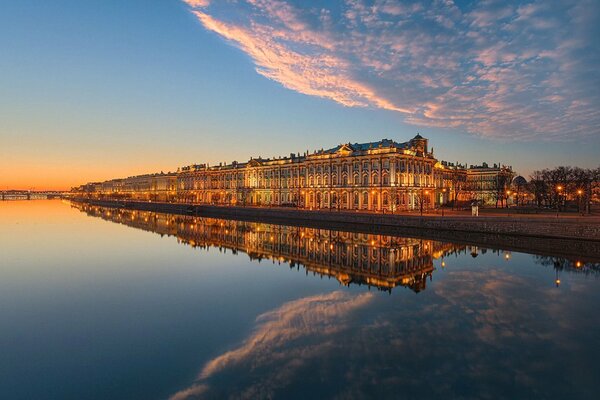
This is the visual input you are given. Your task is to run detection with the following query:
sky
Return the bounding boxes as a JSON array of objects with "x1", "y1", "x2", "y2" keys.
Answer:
[{"x1": 1, "y1": 0, "x2": 598, "y2": 191}]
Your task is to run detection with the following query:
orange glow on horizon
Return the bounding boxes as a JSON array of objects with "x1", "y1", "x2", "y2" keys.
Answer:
[{"x1": 1, "y1": 162, "x2": 180, "y2": 192}]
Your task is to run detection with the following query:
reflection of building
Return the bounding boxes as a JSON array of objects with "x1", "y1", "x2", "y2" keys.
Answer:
[
  {"x1": 72, "y1": 203, "x2": 465, "y2": 292},
  {"x1": 72, "y1": 134, "x2": 473, "y2": 212},
  {"x1": 467, "y1": 163, "x2": 515, "y2": 206}
]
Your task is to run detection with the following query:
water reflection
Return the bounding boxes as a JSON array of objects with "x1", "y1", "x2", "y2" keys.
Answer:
[
  {"x1": 171, "y1": 290, "x2": 374, "y2": 400},
  {"x1": 72, "y1": 203, "x2": 469, "y2": 293},
  {"x1": 169, "y1": 268, "x2": 600, "y2": 400},
  {"x1": 72, "y1": 203, "x2": 598, "y2": 293},
  {"x1": 3, "y1": 201, "x2": 599, "y2": 399}
]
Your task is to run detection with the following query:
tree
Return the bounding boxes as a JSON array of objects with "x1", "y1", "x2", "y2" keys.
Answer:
[{"x1": 529, "y1": 165, "x2": 600, "y2": 214}]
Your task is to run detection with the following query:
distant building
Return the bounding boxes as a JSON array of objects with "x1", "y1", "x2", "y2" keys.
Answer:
[
  {"x1": 466, "y1": 163, "x2": 515, "y2": 206},
  {"x1": 76, "y1": 173, "x2": 177, "y2": 202}
]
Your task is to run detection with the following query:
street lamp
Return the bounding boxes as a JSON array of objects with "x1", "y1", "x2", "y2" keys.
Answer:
[
  {"x1": 420, "y1": 190, "x2": 429, "y2": 216},
  {"x1": 371, "y1": 190, "x2": 376, "y2": 212},
  {"x1": 441, "y1": 187, "x2": 447, "y2": 216},
  {"x1": 577, "y1": 189, "x2": 583, "y2": 214},
  {"x1": 556, "y1": 185, "x2": 563, "y2": 217}
]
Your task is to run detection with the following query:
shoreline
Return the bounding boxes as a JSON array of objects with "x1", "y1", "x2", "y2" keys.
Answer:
[{"x1": 70, "y1": 198, "x2": 600, "y2": 261}]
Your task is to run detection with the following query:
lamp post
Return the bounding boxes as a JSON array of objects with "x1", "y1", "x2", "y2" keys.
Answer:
[
  {"x1": 556, "y1": 185, "x2": 563, "y2": 217},
  {"x1": 420, "y1": 189, "x2": 429, "y2": 216},
  {"x1": 441, "y1": 188, "x2": 447, "y2": 217},
  {"x1": 371, "y1": 190, "x2": 376, "y2": 213},
  {"x1": 577, "y1": 189, "x2": 583, "y2": 214}
]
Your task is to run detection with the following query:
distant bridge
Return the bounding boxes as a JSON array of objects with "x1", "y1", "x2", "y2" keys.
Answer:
[{"x1": 0, "y1": 191, "x2": 67, "y2": 200}]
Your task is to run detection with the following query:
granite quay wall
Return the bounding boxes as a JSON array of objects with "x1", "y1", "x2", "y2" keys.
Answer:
[{"x1": 72, "y1": 199, "x2": 600, "y2": 261}]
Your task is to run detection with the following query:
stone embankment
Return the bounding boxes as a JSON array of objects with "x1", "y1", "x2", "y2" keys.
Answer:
[{"x1": 72, "y1": 199, "x2": 600, "y2": 260}]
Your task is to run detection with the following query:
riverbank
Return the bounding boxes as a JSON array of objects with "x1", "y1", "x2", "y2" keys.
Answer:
[
  {"x1": 69, "y1": 199, "x2": 600, "y2": 260},
  {"x1": 71, "y1": 198, "x2": 600, "y2": 240}
]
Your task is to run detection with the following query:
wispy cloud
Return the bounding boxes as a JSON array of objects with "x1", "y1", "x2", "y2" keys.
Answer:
[{"x1": 183, "y1": 0, "x2": 599, "y2": 140}]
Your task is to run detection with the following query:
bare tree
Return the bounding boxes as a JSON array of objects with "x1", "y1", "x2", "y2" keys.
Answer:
[{"x1": 529, "y1": 165, "x2": 600, "y2": 214}]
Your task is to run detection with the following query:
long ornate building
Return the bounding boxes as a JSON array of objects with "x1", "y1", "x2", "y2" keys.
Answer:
[
  {"x1": 74, "y1": 134, "x2": 477, "y2": 212},
  {"x1": 73, "y1": 134, "x2": 513, "y2": 211}
]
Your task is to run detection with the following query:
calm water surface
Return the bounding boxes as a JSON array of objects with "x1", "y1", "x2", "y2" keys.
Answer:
[{"x1": 1, "y1": 200, "x2": 599, "y2": 399}]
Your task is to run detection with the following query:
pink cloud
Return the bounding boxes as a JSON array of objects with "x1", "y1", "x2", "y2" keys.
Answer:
[{"x1": 182, "y1": 0, "x2": 599, "y2": 141}]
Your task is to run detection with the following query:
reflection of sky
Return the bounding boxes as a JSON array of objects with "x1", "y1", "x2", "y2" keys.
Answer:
[
  {"x1": 173, "y1": 268, "x2": 600, "y2": 399},
  {"x1": 1, "y1": 201, "x2": 599, "y2": 399}
]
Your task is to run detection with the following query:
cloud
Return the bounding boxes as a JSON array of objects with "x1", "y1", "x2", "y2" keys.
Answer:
[
  {"x1": 183, "y1": 0, "x2": 600, "y2": 141},
  {"x1": 170, "y1": 291, "x2": 374, "y2": 399},
  {"x1": 183, "y1": 0, "x2": 210, "y2": 7}
]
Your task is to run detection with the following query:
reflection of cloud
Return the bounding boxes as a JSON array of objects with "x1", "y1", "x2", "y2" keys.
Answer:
[
  {"x1": 335, "y1": 269, "x2": 598, "y2": 399},
  {"x1": 170, "y1": 291, "x2": 373, "y2": 399},
  {"x1": 183, "y1": 0, "x2": 600, "y2": 140},
  {"x1": 171, "y1": 268, "x2": 599, "y2": 399}
]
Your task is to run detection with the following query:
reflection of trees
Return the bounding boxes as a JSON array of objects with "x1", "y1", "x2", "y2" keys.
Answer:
[
  {"x1": 72, "y1": 203, "x2": 466, "y2": 293},
  {"x1": 533, "y1": 255, "x2": 600, "y2": 275}
]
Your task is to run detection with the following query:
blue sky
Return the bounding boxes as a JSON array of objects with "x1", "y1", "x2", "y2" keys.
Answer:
[{"x1": 1, "y1": 0, "x2": 598, "y2": 189}]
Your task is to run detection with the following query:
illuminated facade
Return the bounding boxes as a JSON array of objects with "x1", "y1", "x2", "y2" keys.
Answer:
[
  {"x1": 466, "y1": 163, "x2": 515, "y2": 206},
  {"x1": 72, "y1": 203, "x2": 465, "y2": 292},
  {"x1": 74, "y1": 134, "x2": 470, "y2": 212}
]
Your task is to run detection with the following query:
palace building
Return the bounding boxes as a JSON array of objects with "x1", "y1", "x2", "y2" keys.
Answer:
[
  {"x1": 72, "y1": 134, "x2": 512, "y2": 211},
  {"x1": 466, "y1": 162, "x2": 515, "y2": 206}
]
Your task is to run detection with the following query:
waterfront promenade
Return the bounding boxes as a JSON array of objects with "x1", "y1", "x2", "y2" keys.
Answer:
[{"x1": 71, "y1": 198, "x2": 600, "y2": 260}]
